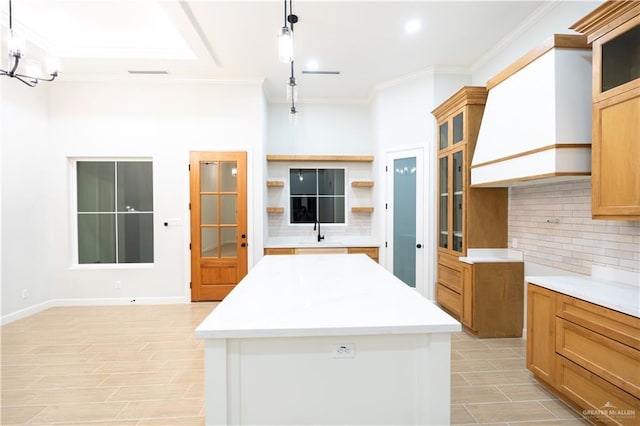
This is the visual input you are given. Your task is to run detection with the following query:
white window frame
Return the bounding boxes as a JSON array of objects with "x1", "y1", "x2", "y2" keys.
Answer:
[{"x1": 69, "y1": 157, "x2": 155, "y2": 269}]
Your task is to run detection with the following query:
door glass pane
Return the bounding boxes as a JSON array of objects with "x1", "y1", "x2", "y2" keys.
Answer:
[
  {"x1": 77, "y1": 162, "x2": 114, "y2": 212},
  {"x1": 290, "y1": 169, "x2": 317, "y2": 195},
  {"x1": 220, "y1": 228, "x2": 237, "y2": 257},
  {"x1": 201, "y1": 195, "x2": 218, "y2": 225},
  {"x1": 393, "y1": 157, "x2": 416, "y2": 288},
  {"x1": 220, "y1": 195, "x2": 237, "y2": 225},
  {"x1": 291, "y1": 196, "x2": 316, "y2": 223},
  {"x1": 452, "y1": 151, "x2": 464, "y2": 252},
  {"x1": 439, "y1": 122, "x2": 448, "y2": 150},
  {"x1": 200, "y1": 162, "x2": 218, "y2": 193},
  {"x1": 201, "y1": 227, "x2": 218, "y2": 258},
  {"x1": 220, "y1": 162, "x2": 237, "y2": 192},
  {"x1": 117, "y1": 213, "x2": 154, "y2": 263},
  {"x1": 318, "y1": 197, "x2": 345, "y2": 223},
  {"x1": 453, "y1": 112, "x2": 464, "y2": 144},
  {"x1": 117, "y1": 162, "x2": 153, "y2": 212},
  {"x1": 602, "y1": 25, "x2": 640, "y2": 92},
  {"x1": 78, "y1": 213, "x2": 116, "y2": 264},
  {"x1": 439, "y1": 157, "x2": 449, "y2": 249},
  {"x1": 318, "y1": 169, "x2": 345, "y2": 195}
]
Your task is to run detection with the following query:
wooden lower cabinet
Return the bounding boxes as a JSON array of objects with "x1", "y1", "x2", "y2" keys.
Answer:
[
  {"x1": 527, "y1": 285, "x2": 557, "y2": 386},
  {"x1": 527, "y1": 283, "x2": 640, "y2": 425},
  {"x1": 436, "y1": 253, "x2": 524, "y2": 337},
  {"x1": 264, "y1": 247, "x2": 379, "y2": 263}
]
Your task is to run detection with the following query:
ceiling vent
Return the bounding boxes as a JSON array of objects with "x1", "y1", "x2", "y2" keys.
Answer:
[
  {"x1": 301, "y1": 70, "x2": 340, "y2": 75},
  {"x1": 128, "y1": 70, "x2": 169, "y2": 75},
  {"x1": 471, "y1": 35, "x2": 592, "y2": 187}
]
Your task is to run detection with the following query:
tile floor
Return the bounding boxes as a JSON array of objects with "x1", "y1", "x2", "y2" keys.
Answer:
[{"x1": 1, "y1": 304, "x2": 591, "y2": 425}]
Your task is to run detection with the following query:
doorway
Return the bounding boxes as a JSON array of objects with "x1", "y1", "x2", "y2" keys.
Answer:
[
  {"x1": 386, "y1": 148, "x2": 424, "y2": 292},
  {"x1": 189, "y1": 151, "x2": 248, "y2": 301}
]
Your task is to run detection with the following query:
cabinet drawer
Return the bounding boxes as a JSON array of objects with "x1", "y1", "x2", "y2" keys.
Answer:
[
  {"x1": 557, "y1": 294, "x2": 640, "y2": 350},
  {"x1": 556, "y1": 355, "x2": 640, "y2": 426},
  {"x1": 556, "y1": 318, "x2": 640, "y2": 399},
  {"x1": 438, "y1": 263, "x2": 462, "y2": 293},
  {"x1": 436, "y1": 283, "x2": 461, "y2": 317}
]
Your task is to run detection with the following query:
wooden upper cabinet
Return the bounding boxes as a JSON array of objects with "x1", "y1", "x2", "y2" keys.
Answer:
[
  {"x1": 572, "y1": 1, "x2": 640, "y2": 220},
  {"x1": 432, "y1": 86, "x2": 508, "y2": 256}
]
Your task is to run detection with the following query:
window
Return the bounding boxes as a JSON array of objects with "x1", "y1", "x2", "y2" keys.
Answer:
[
  {"x1": 76, "y1": 160, "x2": 154, "y2": 264},
  {"x1": 290, "y1": 168, "x2": 345, "y2": 224}
]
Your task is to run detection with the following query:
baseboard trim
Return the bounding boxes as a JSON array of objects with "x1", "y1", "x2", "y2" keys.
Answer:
[
  {"x1": 1, "y1": 296, "x2": 189, "y2": 325},
  {"x1": 1, "y1": 300, "x2": 57, "y2": 326}
]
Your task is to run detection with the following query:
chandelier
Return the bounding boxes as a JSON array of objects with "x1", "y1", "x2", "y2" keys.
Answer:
[{"x1": 1, "y1": 0, "x2": 61, "y2": 87}]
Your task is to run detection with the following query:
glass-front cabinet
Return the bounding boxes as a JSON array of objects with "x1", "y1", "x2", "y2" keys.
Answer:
[
  {"x1": 436, "y1": 109, "x2": 466, "y2": 256},
  {"x1": 432, "y1": 86, "x2": 509, "y2": 328}
]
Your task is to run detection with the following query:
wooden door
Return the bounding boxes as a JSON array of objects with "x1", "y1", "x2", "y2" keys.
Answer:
[{"x1": 190, "y1": 152, "x2": 247, "y2": 301}]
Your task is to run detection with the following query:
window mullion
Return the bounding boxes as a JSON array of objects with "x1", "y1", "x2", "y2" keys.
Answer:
[{"x1": 114, "y1": 162, "x2": 119, "y2": 264}]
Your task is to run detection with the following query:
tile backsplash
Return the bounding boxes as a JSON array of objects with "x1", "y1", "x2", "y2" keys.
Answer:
[{"x1": 509, "y1": 180, "x2": 640, "y2": 275}]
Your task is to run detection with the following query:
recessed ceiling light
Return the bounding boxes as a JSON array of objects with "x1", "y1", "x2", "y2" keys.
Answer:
[{"x1": 405, "y1": 19, "x2": 421, "y2": 34}]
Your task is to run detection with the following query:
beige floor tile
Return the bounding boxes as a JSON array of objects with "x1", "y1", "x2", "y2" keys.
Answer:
[
  {"x1": 466, "y1": 401, "x2": 558, "y2": 423},
  {"x1": 488, "y1": 358, "x2": 527, "y2": 371},
  {"x1": 458, "y1": 348, "x2": 523, "y2": 360},
  {"x1": 30, "y1": 401, "x2": 128, "y2": 423},
  {"x1": 100, "y1": 371, "x2": 179, "y2": 387},
  {"x1": 452, "y1": 372, "x2": 471, "y2": 387},
  {"x1": 452, "y1": 358, "x2": 497, "y2": 373},
  {"x1": 1, "y1": 307, "x2": 590, "y2": 426},
  {"x1": 117, "y1": 398, "x2": 204, "y2": 419},
  {"x1": 498, "y1": 383, "x2": 558, "y2": 402},
  {"x1": 452, "y1": 385, "x2": 509, "y2": 404},
  {"x1": 137, "y1": 416, "x2": 206, "y2": 425},
  {"x1": 538, "y1": 399, "x2": 586, "y2": 420},
  {"x1": 483, "y1": 338, "x2": 526, "y2": 349},
  {"x1": 108, "y1": 383, "x2": 191, "y2": 401},
  {"x1": 461, "y1": 370, "x2": 535, "y2": 386},
  {"x1": 452, "y1": 339, "x2": 492, "y2": 350},
  {"x1": 451, "y1": 404, "x2": 477, "y2": 425},
  {"x1": 32, "y1": 373, "x2": 112, "y2": 389},
  {"x1": 0, "y1": 404, "x2": 46, "y2": 425}
]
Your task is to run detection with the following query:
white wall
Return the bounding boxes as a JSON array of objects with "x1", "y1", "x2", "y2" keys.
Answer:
[
  {"x1": 371, "y1": 71, "x2": 470, "y2": 299},
  {"x1": 1, "y1": 78, "x2": 55, "y2": 319},
  {"x1": 267, "y1": 102, "x2": 371, "y2": 155},
  {"x1": 471, "y1": 1, "x2": 602, "y2": 85},
  {"x1": 1, "y1": 79, "x2": 266, "y2": 323}
]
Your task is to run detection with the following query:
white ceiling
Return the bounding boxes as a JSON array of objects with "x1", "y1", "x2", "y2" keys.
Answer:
[{"x1": 1, "y1": 1, "x2": 553, "y2": 102}]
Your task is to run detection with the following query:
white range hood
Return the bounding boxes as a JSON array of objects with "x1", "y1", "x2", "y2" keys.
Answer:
[{"x1": 471, "y1": 35, "x2": 593, "y2": 187}]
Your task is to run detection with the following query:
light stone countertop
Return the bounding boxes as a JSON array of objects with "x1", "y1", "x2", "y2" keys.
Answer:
[
  {"x1": 526, "y1": 275, "x2": 640, "y2": 318},
  {"x1": 459, "y1": 248, "x2": 524, "y2": 264},
  {"x1": 196, "y1": 254, "x2": 461, "y2": 339},
  {"x1": 264, "y1": 237, "x2": 379, "y2": 249}
]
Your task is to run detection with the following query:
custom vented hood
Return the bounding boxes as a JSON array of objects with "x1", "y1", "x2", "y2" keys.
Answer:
[{"x1": 471, "y1": 35, "x2": 593, "y2": 187}]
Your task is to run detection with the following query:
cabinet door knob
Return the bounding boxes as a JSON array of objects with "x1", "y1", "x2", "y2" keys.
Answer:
[{"x1": 416, "y1": 243, "x2": 422, "y2": 249}]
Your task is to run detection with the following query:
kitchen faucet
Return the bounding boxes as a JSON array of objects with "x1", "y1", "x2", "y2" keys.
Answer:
[{"x1": 313, "y1": 220, "x2": 324, "y2": 242}]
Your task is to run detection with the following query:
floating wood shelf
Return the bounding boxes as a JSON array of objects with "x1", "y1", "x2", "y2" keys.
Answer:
[
  {"x1": 351, "y1": 207, "x2": 374, "y2": 213},
  {"x1": 266, "y1": 207, "x2": 285, "y2": 214},
  {"x1": 266, "y1": 180, "x2": 285, "y2": 187},
  {"x1": 351, "y1": 181, "x2": 374, "y2": 188},
  {"x1": 267, "y1": 155, "x2": 374, "y2": 163}
]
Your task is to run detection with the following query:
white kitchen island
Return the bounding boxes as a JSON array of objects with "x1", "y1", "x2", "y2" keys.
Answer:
[{"x1": 196, "y1": 254, "x2": 460, "y2": 425}]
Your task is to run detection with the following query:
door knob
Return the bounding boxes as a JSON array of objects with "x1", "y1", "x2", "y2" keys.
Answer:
[
  {"x1": 241, "y1": 242, "x2": 247, "y2": 247},
  {"x1": 241, "y1": 234, "x2": 246, "y2": 239},
  {"x1": 416, "y1": 243, "x2": 422, "y2": 249}
]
